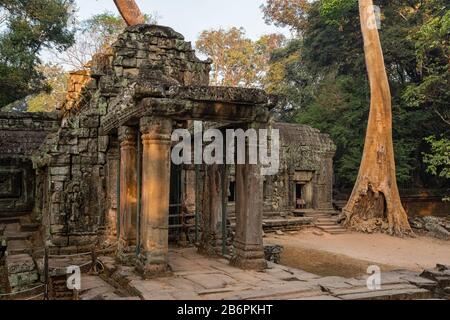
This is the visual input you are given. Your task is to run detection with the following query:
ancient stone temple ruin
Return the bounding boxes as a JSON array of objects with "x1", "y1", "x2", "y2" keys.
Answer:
[{"x1": 0, "y1": 24, "x2": 336, "y2": 293}]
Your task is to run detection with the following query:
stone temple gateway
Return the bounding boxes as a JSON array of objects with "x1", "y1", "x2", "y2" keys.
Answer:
[
  {"x1": 0, "y1": 23, "x2": 336, "y2": 292},
  {"x1": 39, "y1": 24, "x2": 275, "y2": 275}
]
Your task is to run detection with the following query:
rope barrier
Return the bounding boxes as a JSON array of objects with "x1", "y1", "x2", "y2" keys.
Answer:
[
  {"x1": 24, "y1": 292, "x2": 45, "y2": 301},
  {"x1": 47, "y1": 260, "x2": 92, "y2": 271},
  {"x1": 0, "y1": 284, "x2": 44, "y2": 297},
  {"x1": 48, "y1": 252, "x2": 91, "y2": 258}
]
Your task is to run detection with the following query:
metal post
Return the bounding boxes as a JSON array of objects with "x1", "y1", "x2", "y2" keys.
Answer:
[
  {"x1": 44, "y1": 246, "x2": 49, "y2": 300},
  {"x1": 90, "y1": 246, "x2": 97, "y2": 274},
  {"x1": 136, "y1": 131, "x2": 142, "y2": 256},
  {"x1": 116, "y1": 150, "x2": 121, "y2": 240},
  {"x1": 194, "y1": 164, "x2": 200, "y2": 243},
  {"x1": 221, "y1": 165, "x2": 229, "y2": 256}
]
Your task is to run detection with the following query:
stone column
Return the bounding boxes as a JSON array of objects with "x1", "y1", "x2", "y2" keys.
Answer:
[
  {"x1": 139, "y1": 117, "x2": 172, "y2": 276},
  {"x1": 199, "y1": 164, "x2": 223, "y2": 256},
  {"x1": 106, "y1": 142, "x2": 119, "y2": 240},
  {"x1": 231, "y1": 125, "x2": 266, "y2": 270},
  {"x1": 118, "y1": 126, "x2": 138, "y2": 262}
]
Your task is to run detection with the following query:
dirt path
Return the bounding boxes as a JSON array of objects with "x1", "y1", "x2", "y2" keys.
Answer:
[{"x1": 265, "y1": 230, "x2": 450, "y2": 276}]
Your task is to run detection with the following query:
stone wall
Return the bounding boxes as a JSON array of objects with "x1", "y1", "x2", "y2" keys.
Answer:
[
  {"x1": 32, "y1": 24, "x2": 212, "y2": 249},
  {"x1": 0, "y1": 112, "x2": 59, "y2": 215}
]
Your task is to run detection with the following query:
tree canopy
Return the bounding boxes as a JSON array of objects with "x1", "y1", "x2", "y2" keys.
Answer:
[
  {"x1": 263, "y1": 0, "x2": 449, "y2": 190},
  {"x1": 195, "y1": 27, "x2": 285, "y2": 89},
  {"x1": 0, "y1": 0, "x2": 75, "y2": 107}
]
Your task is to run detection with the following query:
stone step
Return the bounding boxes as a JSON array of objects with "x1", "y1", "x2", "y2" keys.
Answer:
[
  {"x1": 7, "y1": 240, "x2": 31, "y2": 255},
  {"x1": 0, "y1": 217, "x2": 21, "y2": 225},
  {"x1": 319, "y1": 225, "x2": 345, "y2": 230},
  {"x1": 6, "y1": 253, "x2": 40, "y2": 294},
  {"x1": 3, "y1": 231, "x2": 33, "y2": 241},
  {"x1": 316, "y1": 224, "x2": 347, "y2": 234},
  {"x1": 20, "y1": 223, "x2": 40, "y2": 232},
  {"x1": 316, "y1": 222, "x2": 339, "y2": 226},
  {"x1": 5, "y1": 223, "x2": 20, "y2": 232},
  {"x1": 317, "y1": 217, "x2": 338, "y2": 222}
]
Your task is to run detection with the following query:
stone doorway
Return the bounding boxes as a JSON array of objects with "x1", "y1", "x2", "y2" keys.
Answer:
[
  {"x1": 293, "y1": 171, "x2": 314, "y2": 210},
  {"x1": 169, "y1": 162, "x2": 184, "y2": 244},
  {"x1": 295, "y1": 183, "x2": 306, "y2": 209}
]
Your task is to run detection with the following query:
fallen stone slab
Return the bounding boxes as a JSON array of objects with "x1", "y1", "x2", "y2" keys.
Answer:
[
  {"x1": 184, "y1": 273, "x2": 236, "y2": 290},
  {"x1": 227, "y1": 282, "x2": 320, "y2": 300},
  {"x1": 329, "y1": 283, "x2": 423, "y2": 296},
  {"x1": 295, "y1": 295, "x2": 342, "y2": 300},
  {"x1": 337, "y1": 287, "x2": 432, "y2": 300},
  {"x1": 312, "y1": 276, "x2": 356, "y2": 291}
]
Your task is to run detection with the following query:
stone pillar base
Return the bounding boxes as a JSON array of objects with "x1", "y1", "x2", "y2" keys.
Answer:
[
  {"x1": 116, "y1": 243, "x2": 137, "y2": 266},
  {"x1": 136, "y1": 256, "x2": 171, "y2": 279},
  {"x1": 230, "y1": 242, "x2": 267, "y2": 271},
  {"x1": 198, "y1": 235, "x2": 222, "y2": 257}
]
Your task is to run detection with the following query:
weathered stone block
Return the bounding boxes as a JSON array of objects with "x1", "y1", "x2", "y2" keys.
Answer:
[
  {"x1": 50, "y1": 166, "x2": 70, "y2": 176},
  {"x1": 8, "y1": 271, "x2": 39, "y2": 289},
  {"x1": 6, "y1": 254, "x2": 35, "y2": 274},
  {"x1": 123, "y1": 68, "x2": 139, "y2": 77},
  {"x1": 80, "y1": 116, "x2": 100, "y2": 128},
  {"x1": 122, "y1": 58, "x2": 137, "y2": 68},
  {"x1": 98, "y1": 136, "x2": 109, "y2": 152},
  {"x1": 50, "y1": 154, "x2": 71, "y2": 165},
  {"x1": 98, "y1": 152, "x2": 106, "y2": 165},
  {"x1": 51, "y1": 174, "x2": 69, "y2": 182}
]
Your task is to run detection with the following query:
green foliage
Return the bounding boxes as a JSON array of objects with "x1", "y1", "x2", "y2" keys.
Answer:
[
  {"x1": 56, "y1": 11, "x2": 157, "y2": 69},
  {"x1": 424, "y1": 136, "x2": 450, "y2": 179},
  {"x1": 403, "y1": 9, "x2": 450, "y2": 126},
  {"x1": 319, "y1": 0, "x2": 357, "y2": 25},
  {"x1": 296, "y1": 75, "x2": 368, "y2": 185},
  {"x1": 196, "y1": 27, "x2": 285, "y2": 88},
  {"x1": 0, "y1": 0, "x2": 75, "y2": 107},
  {"x1": 423, "y1": 136, "x2": 450, "y2": 200},
  {"x1": 264, "y1": 0, "x2": 450, "y2": 188},
  {"x1": 27, "y1": 63, "x2": 67, "y2": 112}
]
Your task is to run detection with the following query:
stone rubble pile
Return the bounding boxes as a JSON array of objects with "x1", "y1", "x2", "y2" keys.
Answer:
[
  {"x1": 264, "y1": 245, "x2": 283, "y2": 264},
  {"x1": 409, "y1": 216, "x2": 450, "y2": 240},
  {"x1": 420, "y1": 264, "x2": 450, "y2": 298}
]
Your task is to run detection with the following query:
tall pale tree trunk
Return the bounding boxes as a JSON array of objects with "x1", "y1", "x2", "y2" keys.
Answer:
[
  {"x1": 342, "y1": 0, "x2": 412, "y2": 236},
  {"x1": 113, "y1": 0, "x2": 145, "y2": 26}
]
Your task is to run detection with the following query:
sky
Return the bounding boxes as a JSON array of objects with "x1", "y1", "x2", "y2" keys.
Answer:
[{"x1": 73, "y1": 0, "x2": 291, "y2": 42}]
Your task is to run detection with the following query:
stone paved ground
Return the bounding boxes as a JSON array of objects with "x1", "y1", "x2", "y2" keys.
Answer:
[{"x1": 93, "y1": 248, "x2": 445, "y2": 300}]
